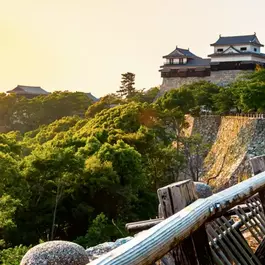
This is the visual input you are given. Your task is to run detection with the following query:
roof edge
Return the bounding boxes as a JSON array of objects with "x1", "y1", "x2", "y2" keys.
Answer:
[{"x1": 211, "y1": 42, "x2": 264, "y2": 47}]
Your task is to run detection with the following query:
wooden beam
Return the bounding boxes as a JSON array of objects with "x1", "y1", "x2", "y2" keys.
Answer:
[
  {"x1": 250, "y1": 155, "x2": 265, "y2": 213},
  {"x1": 250, "y1": 155, "x2": 265, "y2": 175},
  {"x1": 126, "y1": 203, "x2": 251, "y2": 233},
  {"x1": 126, "y1": 219, "x2": 164, "y2": 233},
  {"x1": 250, "y1": 156, "x2": 265, "y2": 262},
  {"x1": 88, "y1": 171, "x2": 265, "y2": 265}
]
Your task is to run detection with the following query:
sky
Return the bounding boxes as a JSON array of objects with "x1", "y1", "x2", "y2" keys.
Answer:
[{"x1": 0, "y1": 0, "x2": 265, "y2": 97}]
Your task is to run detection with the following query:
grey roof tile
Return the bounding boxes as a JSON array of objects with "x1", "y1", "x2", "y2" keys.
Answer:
[
  {"x1": 7, "y1": 85, "x2": 49, "y2": 95},
  {"x1": 86, "y1": 93, "x2": 98, "y2": 102},
  {"x1": 211, "y1": 34, "x2": 263, "y2": 46},
  {"x1": 160, "y1": 58, "x2": 210, "y2": 71},
  {"x1": 163, "y1": 47, "x2": 198, "y2": 58}
]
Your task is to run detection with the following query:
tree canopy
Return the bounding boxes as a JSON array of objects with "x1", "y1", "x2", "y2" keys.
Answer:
[{"x1": 116, "y1": 72, "x2": 136, "y2": 98}]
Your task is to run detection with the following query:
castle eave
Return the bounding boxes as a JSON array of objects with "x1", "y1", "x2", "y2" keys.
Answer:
[
  {"x1": 208, "y1": 52, "x2": 265, "y2": 58},
  {"x1": 163, "y1": 55, "x2": 187, "y2": 59},
  {"x1": 210, "y1": 43, "x2": 264, "y2": 47}
]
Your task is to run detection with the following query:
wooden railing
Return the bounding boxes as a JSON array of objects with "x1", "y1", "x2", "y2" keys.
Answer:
[
  {"x1": 198, "y1": 113, "x2": 265, "y2": 119},
  {"x1": 88, "y1": 167, "x2": 265, "y2": 265}
]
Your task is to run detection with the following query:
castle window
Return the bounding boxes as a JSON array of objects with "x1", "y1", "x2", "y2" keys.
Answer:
[
  {"x1": 217, "y1": 48, "x2": 223, "y2": 52},
  {"x1": 254, "y1": 48, "x2": 257, "y2": 52},
  {"x1": 240, "y1": 47, "x2": 247, "y2": 51},
  {"x1": 179, "y1": 58, "x2": 184, "y2": 64},
  {"x1": 169, "y1": 59, "x2": 173, "y2": 64}
]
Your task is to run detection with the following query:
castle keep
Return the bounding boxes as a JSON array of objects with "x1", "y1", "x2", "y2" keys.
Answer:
[{"x1": 160, "y1": 34, "x2": 265, "y2": 93}]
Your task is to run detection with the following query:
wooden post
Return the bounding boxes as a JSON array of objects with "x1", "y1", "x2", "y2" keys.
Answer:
[
  {"x1": 157, "y1": 180, "x2": 214, "y2": 265},
  {"x1": 250, "y1": 155, "x2": 265, "y2": 211},
  {"x1": 158, "y1": 203, "x2": 163, "y2": 218},
  {"x1": 250, "y1": 155, "x2": 265, "y2": 176},
  {"x1": 251, "y1": 156, "x2": 265, "y2": 220},
  {"x1": 250, "y1": 155, "x2": 265, "y2": 262}
]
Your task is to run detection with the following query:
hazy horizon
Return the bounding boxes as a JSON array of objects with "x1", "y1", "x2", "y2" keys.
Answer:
[{"x1": 1, "y1": 0, "x2": 265, "y2": 97}]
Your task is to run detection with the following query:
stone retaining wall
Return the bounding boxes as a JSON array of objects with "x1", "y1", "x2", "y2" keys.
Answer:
[
  {"x1": 185, "y1": 115, "x2": 265, "y2": 191},
  {"x1": 159, "y1": 70, "x2": 247, "y2": 95}
]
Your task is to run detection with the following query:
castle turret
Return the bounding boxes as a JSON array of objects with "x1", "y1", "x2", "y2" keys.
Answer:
[
  {"x1": 159, "y1": 47, "x2": 210, "y2": 78},
  {"x1": 208, "y1": 34, "x2": 265, "y2": 70}
]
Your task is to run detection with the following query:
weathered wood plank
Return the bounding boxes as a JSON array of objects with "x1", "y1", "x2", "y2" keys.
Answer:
[
  {"x1": 250, "y1": 155, "x2": 265, "y2": 216},
  {"x1": 126, "y1": 219, "x2": 164, "y2": 233},
  {"x1": 250, "y1": 155, "x2": 265, "y2": 175},
  {"x1": 88, "y1": 171, "x2": 265, "y2": 265},
  {"x1": 158, "y1": 204, "x2": 163, "y2": 218},
  {"x1": 157, "y1": 180, "x2": 199, "y2": 265},
  {"x1": 157, "y1": 180, "x2": 213, "y2": 265},
  {"x1": 250, "y1": 155, "x2": 265, "y2": 263},
  {"x1": 157, "y1": 180, "x2": 198, "y2": 218}
]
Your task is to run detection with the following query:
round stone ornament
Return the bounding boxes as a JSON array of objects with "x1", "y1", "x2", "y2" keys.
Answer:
[{"x1": 20, "y1": 240, "x2": 90, "y2": 265}]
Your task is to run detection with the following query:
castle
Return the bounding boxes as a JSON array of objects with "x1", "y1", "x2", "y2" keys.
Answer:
[{"x1": 160, "y1": 33, "x2": 265, "y2": 93}]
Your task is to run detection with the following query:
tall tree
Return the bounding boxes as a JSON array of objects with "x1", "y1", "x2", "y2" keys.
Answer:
[{"x1": 116, "y1": 72, "x2": 136, "y2": 98}]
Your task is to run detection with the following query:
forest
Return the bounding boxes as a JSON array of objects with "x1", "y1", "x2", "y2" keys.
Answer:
[{"x1": 1, "y1": 69, "x2": 265, "y2": 264}]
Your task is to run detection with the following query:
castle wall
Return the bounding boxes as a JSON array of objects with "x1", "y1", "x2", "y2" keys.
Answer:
[
  {"x1": 183, "y1": 115, "x2": 265, "y2": 192},
  {"x1": 160, "y1": 70, "x2": 247, "y2": 94},
  {"x1": 211, "y1": 55, "x2": 265, "y2": 63},
  {"x1": 213, "y1": 44, "x2": 257, "y2": 53}
]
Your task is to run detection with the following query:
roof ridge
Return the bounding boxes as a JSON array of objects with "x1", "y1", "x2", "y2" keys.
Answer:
[
  {"x1": 17, "y1": 85, "x2": 42, "y2": 88},
  {"x1": 219, "y1": 34, "x2": 255, "y2": 38}
]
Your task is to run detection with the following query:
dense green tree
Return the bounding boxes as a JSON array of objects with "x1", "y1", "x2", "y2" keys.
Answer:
[
  {"x1": 183, "y1": 81, "x2": 220, "y2": 113},
  {"x1": 0, "y1": 245, "x2": 30, "y2": 265},
  {"x1": 2, "y1": 91, "x2": 93, "y2": 133},
  {"x1": 86, "y1": 94, "x2": 123, "y2": 118},
  {"x1": 212, "y1": 68, "x2": 265, "y2": 113},
  {"x1": 213, "y1": 86, "x2": 238, "y2": 114},
  {"x1": 142, "y1": 87, "x2": 160, "y2": 103},
  {"x1": 240, "y1": 83, "x2": 265, "y2": 112},
  {"x1": 116, "y1": 72, "x2": 136, "y2": 98},
  {"x1": 156, "y1": 88, "x2": 195, "y2": 114},
  {"x1": 129, "y1": 87, "x2": 160, "y2": 103},
  {"x1": 74, "y1": 213, "x2": 127, "y2": 248},
  {"x1": 21, "y1": 146, "x2": 84, "y2": 242},
  {"x1": 0, "y1": 94, "x2": 18, "y2": 131}
]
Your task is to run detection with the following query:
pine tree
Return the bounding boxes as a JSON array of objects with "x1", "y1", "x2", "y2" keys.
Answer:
[{"x1": 116, "y1": 72, "x2": 136, "y2": 98}]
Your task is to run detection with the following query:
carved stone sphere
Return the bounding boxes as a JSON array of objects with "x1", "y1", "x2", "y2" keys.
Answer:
[
  {"x1": 20, "y1": 241, "x2": 89, "y2": 265},
  {"x1": 194, "y1": 182, "x2": 213, "y2": 198}
]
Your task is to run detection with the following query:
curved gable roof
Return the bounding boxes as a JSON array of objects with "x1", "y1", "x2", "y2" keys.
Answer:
[
  {"x1": 163, "y1": 47, "x2": 198, "y2": 59},
  {"x1": 211, "y1": 34, "x2": 263, "y2": 47},
  {"x1": 7, "y1": 85, "x2": 49, "y2": 95}
]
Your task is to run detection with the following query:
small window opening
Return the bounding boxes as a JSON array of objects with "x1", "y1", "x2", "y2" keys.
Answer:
[
  {"x1": 179, "y1": 58, "x2": 184, "y2": 64},
  {"x1": 254, "y1": 48, "x2": 257, "y2": 52},
  {"x1": 217, "y1": 48, "x2": 223, "y2": 52},
  {"x1": 240, "y1": 47, "x2": 247, "y2": 51}
]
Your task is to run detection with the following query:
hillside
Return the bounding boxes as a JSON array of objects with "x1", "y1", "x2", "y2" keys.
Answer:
[{"x1": 2, "y1": 69, "x2": 265, "y2": 264}]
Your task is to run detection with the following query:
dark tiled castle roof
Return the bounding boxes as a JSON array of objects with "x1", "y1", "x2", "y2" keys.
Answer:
[
  {"x1": 163, "y1": 47, "x2": 198, "y2": 59},
  {"x1": 211, "y1": 34, "x2": 263, "y2": 47},
  {"x1": 7, "y1": 85, "x2": 49, "y2": 95}
]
